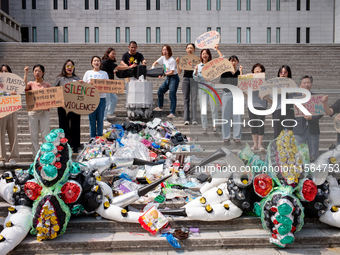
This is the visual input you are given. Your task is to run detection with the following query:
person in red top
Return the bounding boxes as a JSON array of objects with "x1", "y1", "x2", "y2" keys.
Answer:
[{"x1": 24, "y1": 65, "x2": 51, "y2": 158}]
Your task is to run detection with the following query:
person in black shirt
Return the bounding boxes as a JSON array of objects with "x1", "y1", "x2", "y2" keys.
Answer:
[
  {"x1": 322, "y1": 95, "x2": 340, "y2": 145},
  {"x1": 120, "y1": 41, "x2": 146, "y2": 67}
]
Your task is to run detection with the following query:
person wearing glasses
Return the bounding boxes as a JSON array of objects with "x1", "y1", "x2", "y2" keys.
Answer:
[{"x1": 53, "y1": 60, "x2": 81, "y2": 153}]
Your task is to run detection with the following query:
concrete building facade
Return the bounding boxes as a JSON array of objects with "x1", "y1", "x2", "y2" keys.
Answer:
[{"x1": 5, "y1": 0, "x2": 338, "y2": 44}]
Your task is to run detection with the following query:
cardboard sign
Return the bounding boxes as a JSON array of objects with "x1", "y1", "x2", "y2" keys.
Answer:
[
  {"x1": 63, "y1": 81, "x2": 100, "y2": 115},
  {"x1": 91, "y1": 79, "x2": 124, "y2": 93},
  {"x1": 294, "y1": 94, "x2": 325, "y2": 117},
  {"x1": 334, "y1": 114, "x2": 340, "y2": 133},
  {"x1": 178, "y1": 54, "x2": 201, "y2": 71},
  {"x1": 259, "y1": 77, "x2": 298, "y2": 99},
  {"x1": 201, "y1": 58, "x2": 234, "y2": 80},
  {"x1": 237, "y1": 73, "x2": 265, "y2": 92},
  {"x1": 195, "y1": 31, "x2": 220, "y2": 49},
  {"x1": 0, "y1": 95, "x2": 22, "y2": 118},
  {"x1": 0, "y1": 73, "x2": 26, "y2": 94},
  {"x1": 26, "y1": 87, "x2": 64, "y2": 111}
]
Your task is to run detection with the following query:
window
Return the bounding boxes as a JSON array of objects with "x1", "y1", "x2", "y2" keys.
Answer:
[
  {"x1": 186, "y1": 0, "x2": 190, "y2": 10},
  {"x1": 207, "y1": 27, "x2": 211, "y2": 32},
  {"x1": 21, "y1": 27, "x2": 29, "y2": 42},
  {"x1": 306, "y1": 27, "x2": 310, "y2": 43},
  {"x1": 32, "y1": 0, "x2": 36, "y2": 9},
  {"x1": 22, "y1": 0, "x2": 26, "y2": 9},
  {"x1": 267, "y1": 27, "x2": 271, "y2": 43},
  {"x1": 276, "y1": 27, "x2": 280, "y2": 43},
  {"x1": 85, "y1": 27, "x2": 89, "y2": 43},
  {"x1": 186, "y1": 27, "x2": 191, "y2": 43},
  {"x1": 216, "y1": 27, "x2": 221, "y2": 37},
  {"x1": 125, "y1": 0, "x2": 129, "y2": 10},
  {"x1": 146, "y1": 27, "x2": 151, "y2": 43},
  {"x1": 237, "y1": 0, "x2": 241, "y2": 10},
  {"x1": 95, "y1": 0, "x2": 99, "y2": 9},
  {"x1": 237, "y1": 27, "x2": 241, "y2": 43},
  {"x1": 116, "y1": 27, "x2": 120, "y2": 43},
  {"x1": 64, "y1": 27, "x2": 68, "y2": 43},
  {"x1": 276, "y1": 0, "x2": 280, "y2": 10},
  {"x1": 177, "y1": 0, "x2": 181, "y2": 10},
  {"x1": 306, "y1": 0, "x2": 310, "y2": 10},
  {"x1": 94, "y1": 27, "x2": 99, "y2": 43},
  {"x1": 32, "y1": 27, "x2": 37, "y2": 42},
  {"x1": 267, "y1": 0, "x2": 271, "y2": 10},
  {"x1": 54, "y1": 0, "x2": 58, "y2": 9},
  {"x1": 64, "y1": 0, "x2": 67, "y2": 9},
  {"x1": 85, "y1": 0, "x2": 89, "y2": 9},
  {"x1": 246, "y1": 27, "x2": 251, "y2": 43},
  {"x1": 246, "y1": 0, "x2": 250, "y2": 10},
  {"x1": 116, "y1": 0, "x2": 120, "y2": 9},
  {"x1": 296, "y1": 27, "x2": 300, "y2": 43},
  {"x1": 177, "y1": 27, "x2": 181, "y2": 43},
  {"x1": 156, "y1": 0, "x2": 160, "y2": 10},
  {"x1": 54, "y1": 27, "x2": 58, "y2": 43},
  {"x1": 216, "y1": 0, "x2": 221, "y2": 10},
  {"x1": 125, "y1": 27, "x2": 130, "y2": 43},
  {"x1": 156, "y1": 27, "x2": 160, "y2": 43},
  {"x1": 297, "y1": 0, "x2": 300, "y2": 10},
  {"x1": 147, "y1": 0, "x2": 150, "y2": 10},
  {"x1": 207, "y1": 0, "x2": 211, "y2": 10}
]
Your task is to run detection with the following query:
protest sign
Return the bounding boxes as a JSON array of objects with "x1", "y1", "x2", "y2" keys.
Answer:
[
  {"x1": 0, "y1": 95, "x2": 22, "y2": 118},
  {"x1": 195, "y1": 31, "x2": 220, "y2": 49},
  {"x1": 0, "y1": 73, "x2": 26, "y2": 94},
  {"x1": 334, "y1": 114, "x2": 340, "y2": 133},
  {"x1": 258, "y1": 77, "x2": 298, "y2": 99},
  {"x1": 294, "y1": 94, "x2": 325, "y2": 117},
  {"x1": 63, "y1": 81, "x2": 100, "y2": 115},
  {"x1": 201, "y1": 58, "x2": 234, "y2": 80},
  {"x1": 237, "y1": 73, "x2": 265, "y2": 92},
  {"x1": 178, "y1": 54, "x2": 201, "y2": 71},
  {"x1": 91, "y1": 79, "x2": 124, "y2": 93},
  {"x1": 26, "y1": 87, "x2": 64, "y2": 111}
]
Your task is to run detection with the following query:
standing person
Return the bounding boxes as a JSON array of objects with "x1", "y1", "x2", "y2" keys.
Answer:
[
  {"x1": 220, "y1": 55, "x2": 243, "y2": 143},
  {"x1": 175, "y1": 43, "x2": 198, "y2": 125},
  {"x1": 120, "y1": 41, "x2": 146, "y2": 67},
  {"x1": 322, "y1": 95, "x2": 340, "y2": 145},
  {"x1": 83, "y1": 56, "x2": 109, "y2": 139},
  {"x1": 193, "y1": 46, "x2": 223, "y2": 132},
  {"x1": 248, "y1": 63, "x2": 267, "y2": 151},
  {"x1": 53, "y1": 60, "x2": 81, "y2": 153},
  {"x1": 293, "y1": 75, "x2": 322, "y2": 161},
  {"x1": 102, "y1": 47, "x2": 136, "y2": 120},
  {"x1": 152, "y1": 45, "x2": 180, "y2": 118},
  {"x1": 24, "y1": 64, "x2": 51, "y2": 158},
  {"x1": 0, "y1": 65, "x2": 20, "y2": 166}
]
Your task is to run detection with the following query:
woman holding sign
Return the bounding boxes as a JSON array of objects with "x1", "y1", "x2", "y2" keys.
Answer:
[
  {"x1": 53, "y1": 60, "x2": 81, "y2": 153},
  {"x1": 83, "y1": 56, "x2": 109, "y2": 139},
  {"x1": 24, "y1": 64, "x2": 51, "y2": 158}
]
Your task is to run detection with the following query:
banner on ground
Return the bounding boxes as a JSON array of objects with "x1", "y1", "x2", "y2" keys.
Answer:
[
  {"x1": 0, "y1": 73, "x2": 26, "y2": 94},
  {"x1": 91, "y1": 79, "x2": 124, "y2": 93},
  {"x1": 201, "y1": 58, "x2": 234, "y2": 80},
  {"x1": 0, "y1": 95, "x2": 22, "y2": 118},
  {"x1": 63, "y1": 81, "x2": 100, "y2": 115},
  {"x1": 258, "y1": 77, "x2": 298, "y2": 99},
  {"x1": 237, "y1": 73, "x2": 265, "y2": 92},
  {"x1": 178, "y1": 54, "x2": 201, "y2": 71},
  {"x1": 294, "y1": 94, "x2": 325, "y2": 117},
  {"x1": 26, "y1": 87, "x2": 64, "y2": 111},
  {"x1": 195, "y1": 31, "x2": 220, "y2": 49}
]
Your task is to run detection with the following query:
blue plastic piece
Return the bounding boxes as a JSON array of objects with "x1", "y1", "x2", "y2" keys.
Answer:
[{"x1": 161, "y1": 233, "x2": 181, "y2": 248}]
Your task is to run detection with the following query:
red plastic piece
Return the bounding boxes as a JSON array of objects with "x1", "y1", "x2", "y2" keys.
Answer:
[
  {"x1": 254, "y1": 174, "x2": 273, "y2": 197},
  {"x1": 302, "y1": 179, "x2": 318, "y2": 202},
  {"x1": 24, "y1": 181, "x2": 42, "y2": 200},
  {"x1": 60, "y1": 181, "x2": 82, "y2": 204}
]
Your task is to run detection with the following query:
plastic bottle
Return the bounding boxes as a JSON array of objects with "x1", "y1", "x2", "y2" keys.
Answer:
[
  {"x1": 178, "y1": 169, "x2": 187, "y2": 185},
  {"x1": 183, "y1": 163, "x2": 191, "y2": 173}
]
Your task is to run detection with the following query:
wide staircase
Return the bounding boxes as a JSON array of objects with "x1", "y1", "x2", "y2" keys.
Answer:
[{"x1": 0, "y1": 43, "x2": 340, "y2": 254}]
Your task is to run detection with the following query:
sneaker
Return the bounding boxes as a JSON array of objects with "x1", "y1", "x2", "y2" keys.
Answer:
[
  {"x1": 0, "y1": 161, "x2": 4, "y2": 167},
  {"x1": 154, "y1": 107, "x2": 163, "y2": 111},
  {"x1": 9, "y1": 159, "x2": 17, "y2": 166},
  {"x1": 107, "y1": 114, "x2": 116, "y2": 119},
  {"x1": 167, "y1": 113, "x2": 175, "y2": 118},
  {"x1": 213, "y1": 127, "x2": 217, "y2": 132},
  {"x1": 203, "y1": 128, "x2": 208, "y2": 133},
  {"x1": 103, "y1": 120, "x2": 112, "y2": 126},
  {"x1": 192, "y1": 121, "x2": 198, "y2": 125},
  {"x1": 184, "y1": 121, "x2": 190, "y2": 125}
]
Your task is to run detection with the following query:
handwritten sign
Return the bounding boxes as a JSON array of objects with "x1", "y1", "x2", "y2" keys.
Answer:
[
  {"x1": 237, "y1": 73, "x2": 265, "y2": 92},
  {"x1": 26, "y1": 87, "x2": 64, "y2": 111},
  {"x1": 91, "y1": 79, "x2": 124, "y2": 93},
  {"x1": 259, "y1": 77, "x2": 298, "y2": 99},
  {"x1": 294, "y1": 94, "x2": 325, "y2": 117},
  {"x1": 334, "y1": 114, "x2": 340, "y2": 133},
  {"x1": 0, "y1": 95, "x2": 22, "y2": 118},
  {"x1": 195, "y1": 31, "x2": 220, "y2": 49},
  {"x1": 178, "y1": 54, "x2": 201, "y2": 71},
  {"x1": 201, "y1": 58, "x2": 234, "y2": 80},
  {"x1": 63, "y1": 81, "x2": 100, "y2": 115},
  {"x1": 0, "y1": 73, "x2": 26, "y2": 94}
]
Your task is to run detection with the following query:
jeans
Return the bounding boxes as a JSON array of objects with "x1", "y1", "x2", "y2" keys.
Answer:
[
  {"x1": 182, "y1": 77, "x2": 198, "y2": 122},
  {"x1": 89, "y1": 98, "x2": 106, "y2": 138},
  {"x1": 222, "y1": 92, "x2": 242, "y2": 140},
  {"x1": 104, "y1": 93, "x2": 118, "y2": 120},
  {"x1": 157, "y1": 74, "x2": 180, "y2": 114}
]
